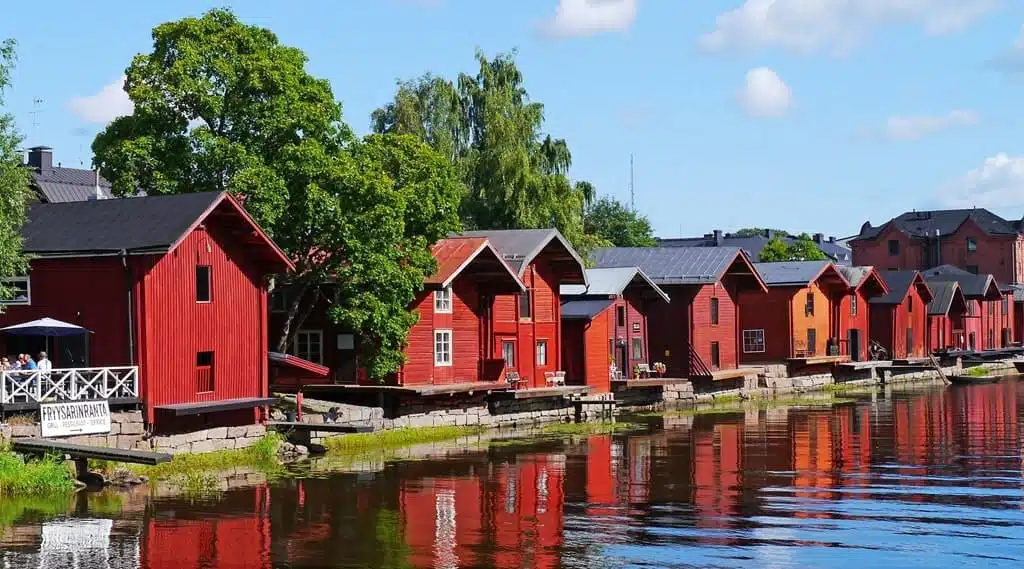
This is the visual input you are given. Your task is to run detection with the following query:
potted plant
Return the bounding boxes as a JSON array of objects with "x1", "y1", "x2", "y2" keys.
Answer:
[
  {"x1": 632, "y1": 363, "x2": 642, "y2": 379},
  {"x1": 653, "y1": 362, "x2": 667, "y2": 377}
]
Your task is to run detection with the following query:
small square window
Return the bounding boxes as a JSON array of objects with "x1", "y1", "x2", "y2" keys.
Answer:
[
  {"x1": 0, "y1": 276, "x2": 30, "y2": 306},
  {"x1": 966, "y1": 237, "x2": 977, "y2": 252},
  {"x1": 536, "y1": 340, "x2": 548, "y2": 366},
  {"x1": 434, "y1": 287, "x2": 452, "y2": 313},
  {"x1": 742, "y1": 329, "x2": 765, "y2": 353},
  {"x1": 888, "y1": 240, "x2": 899, "y2": 256},
  {"x1": 196, "y1": 266, "x2": 212, "y2": 303},
  {"x1": 434, "y1": 330, "x2": 452, "y2": 366},
  {"x1": 293, "y1": 330, "x2": 323, "y2": 364}
]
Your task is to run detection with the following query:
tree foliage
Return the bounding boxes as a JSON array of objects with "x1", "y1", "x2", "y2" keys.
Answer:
[
  {"x1": 758, "y1": 234, "x2": 827, "y2": 262},
  {"x1": 91, "y1": 10, "x2": 463, "y2": 380},
  {"x1": 371, "y1": 50, "x2": 592, "y2": 246},
  {"x1": 583, "y1": 197, "x2": 656, "y2": 248},
  {"x1": 0, "y1": 39, "x2": 30, "y2": 298},
  {"x1": 734, "y1": 227, "x2": 788, "y2": 238}
]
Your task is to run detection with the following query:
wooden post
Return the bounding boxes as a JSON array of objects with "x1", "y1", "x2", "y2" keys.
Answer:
[{"x1": 296, "y1": 391, "x2": 303, "y2": 422}]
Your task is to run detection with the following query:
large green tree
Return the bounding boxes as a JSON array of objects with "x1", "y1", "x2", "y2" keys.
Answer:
[
  {"x1": 0, "y1": 39, "x2": 30, "y2": 298},
  {"x1": 92, "y1": 9, "x2": 462, "y2": 379},
  {"x1": 371, "y1": 50, "x2": 592, "y2": 245},
  {"x1": 583, "y1": 196, "x2": 656, "y2": 247},
  {"x1": 758, "y1": 234, "x2": 827, "y2": 262}
]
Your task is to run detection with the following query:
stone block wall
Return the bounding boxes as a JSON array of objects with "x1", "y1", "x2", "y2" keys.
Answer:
[
  {"x1": 5, "y1": 411, "x2": 147, "y2": 451},
  {"x1": 146, "y1": 425, "x2": 268, "y2": 455}
]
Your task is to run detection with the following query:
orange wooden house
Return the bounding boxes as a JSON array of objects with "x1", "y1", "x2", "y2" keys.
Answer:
[
  {"x1": 869, "y1": 270, "x2": 934, "y2": 359},
  {"x1": 738, "y1": 261, "x2": 851, "y2": 363},
  {"x1": 559, "y1": 267, "x2": 670, "y2": 392},
  {"x1": 837, "y1": 266, "x2": 889, "y2": 361}
]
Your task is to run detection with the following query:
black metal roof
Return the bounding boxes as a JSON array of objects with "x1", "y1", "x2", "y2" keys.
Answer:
[
  {"x1": 754, "y1": 260, "x2": 833, "y2": 287},
  {"x1": 920, "y1": 264, "x2": 999, "y2": 298},
  {"x1": 927, "y1": 280, "x2": 960, "y2": 315},
  {"x1": 23, "y1": 191, "x2": 223, "y2": 255},
  {"x1": 561, "y1": 299, "x2": 615, "y2": 320},
  {"x1": 30, "y1": 167, "x2": 114, "y2": 203},
  {"x1": 657, "y1": 234, "x2": 852, "y2": 265},
  {"x1": 854, "y1": 208, "x2": 1021, "y2": 240},
  {"x1": 871, "y1": 270, "x2": 927, "y2": 304},
  {"x1": 590, "y1": 247, "x2": 747, "y2": 285},
  {"x1": 458, "y1": 228, "x2": 587, "y2": 285}
]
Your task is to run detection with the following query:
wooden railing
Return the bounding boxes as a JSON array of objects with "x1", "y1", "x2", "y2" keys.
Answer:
[
  {"x1": 0, "y1": 366, "x2": 139, "y2": 405},
  {"x1": 688, "y1": 344, "x2": 713, "y2": 378}
]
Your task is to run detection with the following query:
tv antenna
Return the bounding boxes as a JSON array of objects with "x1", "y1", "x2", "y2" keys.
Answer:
[{"x1": 28, "y1": 97, "x2": 43, "y2": 130}]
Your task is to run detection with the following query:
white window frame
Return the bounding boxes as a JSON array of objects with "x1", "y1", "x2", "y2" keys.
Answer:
[
  {"x1": 742, "y1": 329, "x2": 766, "y2": 354},
  {"x1": 434, "y1": 287, "x2": 453, "y2": 313},
  {"x1": 0, "y1": 276, "x2": 30, "y2": 306},
  {"x1": 536, "y1": 340, "x2": 548, "y2": 366},
  {"x1": 292, "y1": 329, "x2": 324, "y2": 364},
  {"x1": 434, "y1": 329, "x2": 453, "y2": 367}
]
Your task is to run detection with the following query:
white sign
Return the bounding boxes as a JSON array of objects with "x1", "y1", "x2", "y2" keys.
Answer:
[{"x1": 40, "y1": 400, "x2": 111, "y2": 438}]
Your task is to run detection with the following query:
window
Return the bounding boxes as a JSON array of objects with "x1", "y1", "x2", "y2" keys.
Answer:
[
  {"x1": 195, "y1": 351, "x2": 214, "y2": 393},
  {"x1": 616, "y1": 306, "x2": 626, "y2": 327},
  {"x1": 888, "y1": 239, "x2": 899, "y2": 256},
  {"x1": 807, "y1": 328, "x2": 817, "y2": 355},
  {"x1": 434, "y1": 287, "x2": 452, "y2": 313},
  {"x1": 966, "y1": 237, "x2": 977, "y2": 252},
  {"x1": 968, "y1": 302, "x2": 975, "y2": 316},
  {"x1": 196, "y1": 266, "x2": 212, "y2": 303},
  {"x1": 0, "y1": 276, "x2": 30, "y2": 306},
  {"x1": 851, "y1": 294, "x2": 858, "y2": 316},
  {"x1": 518, "y1": 291, "x2": 532, "y2": 319},
  {"x1": 742, "y1": 329, "x2": 765, "y2": 353},
  {"x1": 710, "y1": 342, "x2": 721, "y2": 368},
  {"x1": 631, "y1": 337, "x2": 643, "y2": 360},
  {"x1": 805, "y1": 292, "x2": 815, "y2": 316},
  {"x1": 710, "y1": 297, "x2": 720, "y2": 325},
  {"x1": 502, "y1": 341, "x2": 515, "y2": 368},
  {"x1": 536, "y1": 340, "x2": 548, "y2": 366},
  {"x1": 294, "y1": 330, "x2": 323, "y2": 364},
  {"x1": 907, "y1": 328, "x2": 914, "y2": 353},
  {"x1": 988, "y1": 300, "x2": 995, "y2": 316},
  {"x1": 269, "y1": 289, "x2": 290, "y2": 313},
  {"x1": 907, "y1": 296, "x2": 913, "y2": 313},
  {"x1": 434, "y1": 330, "x2": 452, "y2": 366},
  {"x1": 966, "y1": 265, "x2": 979, "y2": 274}
]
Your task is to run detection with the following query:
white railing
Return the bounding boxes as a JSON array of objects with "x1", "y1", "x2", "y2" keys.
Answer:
[{"x1": 0, "y1": 366, "x2": 139, "y2": 405}]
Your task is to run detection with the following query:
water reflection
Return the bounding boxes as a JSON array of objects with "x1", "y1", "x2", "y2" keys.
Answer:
[{"x1": 2, "y1": 381, "x2": 1024, "y2": 568}]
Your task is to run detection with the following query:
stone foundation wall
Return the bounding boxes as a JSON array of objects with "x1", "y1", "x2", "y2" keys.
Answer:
[
  {"x1": 147, "y1": 424, "x2": 268, "y2": 455},
  {"x1": 4, "y1": 411, "x2": 147, "y2": 451}
]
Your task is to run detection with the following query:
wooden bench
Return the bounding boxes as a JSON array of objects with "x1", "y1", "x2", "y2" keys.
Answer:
[{"x1": 13, "y1": 438, "x2": 172, "y2": 480}]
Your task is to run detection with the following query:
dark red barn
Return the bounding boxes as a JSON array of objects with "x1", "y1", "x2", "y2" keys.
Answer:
[
  {"x1": 1, "y1": 191, "x2": 292, "y2": 431},
  {"x1": 590, "y1": 247, "x2": 767, "y2": 377},
  {"x1": 926, "y1": 280, "x2": 968, "y2": 351},
  {"x1": 921, "y1": 264, "x2": 1012, "y2": 350},
  {"x1": 559, "y1": 267, "x2": 670, "y2": 392},
  {"x1": 837, "y1": 266, "x2": 889, "y2": 361},
  {"x1": 869, "y1": 270, "x2": 933, "y2": 359}
]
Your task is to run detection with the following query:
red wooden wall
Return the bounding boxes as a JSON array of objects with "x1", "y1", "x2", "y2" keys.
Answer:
[
  {"x1": 869, "y1": 285, "x2": 929, "y2": 359},
  {"x1": 839, "y1": 287, "x2": 873, "y2": 361},
  {"x1": 493, "y1": 259, "x2": 563, "y2": 388},
  {"x1": 738, "y1": 287, "x2": 795, "y2": 363},
  {"x1": 398, "y1": 277, "x2": 484, "y2": 385}
]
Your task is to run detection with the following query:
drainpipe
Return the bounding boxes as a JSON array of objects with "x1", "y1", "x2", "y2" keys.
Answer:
[
  {"x1": 935, "y1": 229, "x2": 941, "y2": 266},
  {"x1": 121, "y1": 249, "x2": 135, "y2": 365}
]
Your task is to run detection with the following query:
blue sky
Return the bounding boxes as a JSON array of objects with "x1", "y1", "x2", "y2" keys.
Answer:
[{"x1": 4, "y1": 0, "x2": 1024, "y2": 239}]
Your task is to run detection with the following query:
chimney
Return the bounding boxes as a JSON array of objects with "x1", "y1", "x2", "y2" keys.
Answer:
[
  {"x1": 813, "y1": 233, "x2": 824, "y2": 244},
  {"x1": 27, "y1": 146, "x2": 53, "y2": 171},
  {"x1": 764, "y1": 229, "x2": 773, "y2": 239},
  {"x1": 88, "y1": 169, "x2": 106, "y2": 201},
  {"x1": 713, "y1": 229, "x2": 723, "y2": 246},
  {"x1": 828, "y1": 236, "x2": 836, "y2": 243}
]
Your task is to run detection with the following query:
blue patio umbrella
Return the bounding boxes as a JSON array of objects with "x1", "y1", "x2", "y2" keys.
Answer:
[{"x1": 1, "y1": 317, "x2": 89, "y2": 337}]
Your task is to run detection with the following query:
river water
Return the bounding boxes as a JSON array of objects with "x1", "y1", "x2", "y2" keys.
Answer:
[{"x1": 2, "y1": 381, "x2": 1024, "y2": 568}]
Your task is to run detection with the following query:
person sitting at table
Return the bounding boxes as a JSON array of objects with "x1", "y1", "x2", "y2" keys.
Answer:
[
  {"x1": 0, "y1": 357, "x2": 9, "y2": 371},
  {"x1": 12, "y1": 354, "x2": 23, "y2": 371},
  {"x1": 23, "y1": 353, "x2": 37, "y2": 370}
]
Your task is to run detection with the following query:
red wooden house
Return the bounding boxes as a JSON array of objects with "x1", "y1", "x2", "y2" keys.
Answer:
[
  {"x1": 921, "y1": 264, "x2": 1011, "y2": 351},
  {"x1": 869, "y1": 271, "x2": 933, "y2": 359},
  {"x1": 1, "y1": 191, "x2": 292, "y2": 432},
  {"x1": 460, "y1": 229, "x2": 588, "y2": 389},
  {"x1": 738, "y1": 261, "x2": 851, "y2": 363},
  {"x1": 559, "y1": 267, "x2": 670, "y2": 392},
  {"x1": 590, "y1": 247, "x2": 767, "y2": 377},
  {"x1": 837, "y1": 266, "x2": 889, "y2": 361},
  {"x1": 925, "y1": 280, "x2": 968, "y2": 351}
]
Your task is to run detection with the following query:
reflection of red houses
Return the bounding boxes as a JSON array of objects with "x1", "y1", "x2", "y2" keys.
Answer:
[{"x1": 560, "y1": 267, "x2": 670, "y2": 391}]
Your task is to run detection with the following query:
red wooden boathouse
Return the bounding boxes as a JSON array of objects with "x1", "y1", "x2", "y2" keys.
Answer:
[
  {"x1": 921, "y1": 264, "x2": 1012, "y2": 351},
  {"x1": 837, "y1": 266, "x2": 889, "y2": 361},
  {"x1": 738, "y1": 261, "x2": 851, "y2": 364},
  {"x1": 869, "y1": 270, "x2": 933, "y2": 359},
  {"x1": 460, "y1": 229, "x2": 588, "y2": 389},
  {"x1": 925, "y1": 280, "x2": 968, "y2": 352},
  {"x1": 1, "y1": 191, "x2": 292, "y2": 431},
  {"x1": 559, "y1": 267, "x2": 670, "y2": 392},
  {"x1": 590, "y1": 247, "x2": 767, "y2": 377}
]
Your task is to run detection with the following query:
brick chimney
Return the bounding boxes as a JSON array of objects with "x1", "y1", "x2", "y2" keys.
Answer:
[
  {"x1": 27, "y1": 146, "x2": 53, "y2": 171},
  {"x1": 813, "y1": 233, "x2": 824, "y2": 244},
  {"x1": 713, "y1": 229, "x2": 723, "y2": 246}
]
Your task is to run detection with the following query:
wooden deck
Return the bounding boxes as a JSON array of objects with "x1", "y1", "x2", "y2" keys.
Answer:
[
  {"x1": 489, "y1": 385, "x2": 592, "y2": 400},
  {"x1": 710, "y1": 368, "x2": 761, "y2": 381},
  {"x1": 155, "y1": 397, "x2": 278, "y2": 416},
  {"x1": 836, "y1": 360, "x2": 891, "y2": 371},
  {"x1": 298, "y1": 382, "x2": 510, "y2": 397},
  {"x1": 612, "y1": 377, "x2": 690, "y2": 389},
  {"x1": 788, "y1": 355, "x2": 851, "y2": 365}
]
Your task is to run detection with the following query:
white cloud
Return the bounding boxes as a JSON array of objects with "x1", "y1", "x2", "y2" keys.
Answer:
[
  {"x1": 67, "y1": 76, "x2": 133, "y2": 124},
  {"x1": 699, "y1": 0, "x2": 997, "y2": 54},
  {"x1": 737, "y1": 67, "x2": 792, "y2": 118},
  {"x1": 538, "y1": 0, "x2": 637, "y2": 39},
  {"x1": 886, "y1": 109, "x2": 979, "y2": 140},
  {"x1": 939, "y1": 153, "x2": 1024, "y2": 208},
  {"x1": 993, "y1": 24, "x2": 1024, "y2": 70}
]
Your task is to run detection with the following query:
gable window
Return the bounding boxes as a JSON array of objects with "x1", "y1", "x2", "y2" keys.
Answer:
[
  {"x1": 988, "y1": 300, "x2": 994, "y2": 316},
  {"x1": 196, "y1": 266, "x2": 212, "y2": 303},
  {"x1": 631, "y1": 337, "x2": 643, "y2": 360},
  {"x1": 294, "y1": 330, "x2": 323, "y2": 364},
  {"x1": 434, "y1": 330, "x2": 452, "y2": 366},
  {"x1": 710, "y1": 297, "x2": 720, "y2": 325},
  {"x1": 742, "y1": 329, "x2": 765, "y2": 353},
  {"x1": 518, "y1": 291, "x2": 532, "y2": 319},
  {"x1": 805, "y1": 293, "x2": 814, "y2": 316},
  {"x1": 710, "y1": 342, "x2": 721, "y2": 368},
  {"x1": 888, "y1": 240, "x2": 899, "y2": 256},
  {"x1": 966, "y1": 265, "x2": 979, "y2": 274},
  {"x1": 434, "y1": 287, "x2": 452, "y2": 313},
  {"x1": 907, "y1": 296, "x2": 913, "y2": 313},
  {"x1": 968, "y1": 302, "x2": 975, "y2": 316},
  {"x1": 0, "y1": 276, "x2": 30, "y2": 306},
  {"x1": 536, "y1": 340, "x2": 548, "y2": 366},
  {"x1": 851, "y1": 294, "x2": 858, "y2": 316},
  {"x1": 966, "y1": 237, "x2": 977, "y2": 252},
  {"x1": 195, "y1": 351, "x2": 214, "y2": 393},
  {"x1": 616, "y1": 306, "x2": 626, "y2": 327}
]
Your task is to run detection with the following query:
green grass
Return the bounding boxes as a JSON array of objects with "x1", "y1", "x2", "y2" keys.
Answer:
[
  {"x1": 825, "y1": 382, "x2": 878, "y2": 394},
  {"x1": 636, "y1": 394, "x2": 856, "y2": 418},
  {"x1": 964, "y1": 366, "x2": 991, "y2": 377},
  {"x1": 323, "y1": 426, "x2": 485, "y2": 454},
  {"x1": 539, "y1": 422, "x2": 641, "y2": 436},
  {"x1": 0, "y1": 451, "x2": 75, "y2": 497},
  {"x1": 124, "y1": 432, "x2": 285, "y2": 482}
]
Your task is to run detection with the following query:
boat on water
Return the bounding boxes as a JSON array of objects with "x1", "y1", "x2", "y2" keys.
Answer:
[{"x1": 948, "y1": 374, "x2": 1002, "y2": 385}]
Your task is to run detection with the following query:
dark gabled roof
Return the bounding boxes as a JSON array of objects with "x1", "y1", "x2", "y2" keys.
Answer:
[
  {"x1": 561, "y1": 298, "x2": 615, "y2": 320},
  {"x1": 927, "y1": 281, "x2": 961, "y2": 316},
  {"x1": 754, "y1": 260, "x2": 846, "y2": 287},
  {"x1": 560, "y1": 267, "x2": 670, "y2": 303},
  {"x1": 657, "y1": 233, "x2": 853, "y2": 265},
  {"x1": 458, "y1": 228, "x2": 587, "y2": 285},
  {"x1": 871, "y1": 270, "x2": 932, "y2": 305},
  {"x1": 920, "y1": 264, "x2": 1001, "y2": 299},
  {"x1": 854, "y1": 208, "x2": 1021, "y2": 241},
  {"x1": 590, "y1": 247, "x2": 766, "y2": 290},
  {"x1": 30, "y1": 167, "x2": 115, "y2": 203},
  {"x1": 837, "y1": 265, "x2": 889, "y2": 296}
]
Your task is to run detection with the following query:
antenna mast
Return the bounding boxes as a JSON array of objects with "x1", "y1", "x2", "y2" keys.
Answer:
[
  {"x1": 629, "y1": 153, "x2": 635, "y2": 212},
  {"x1": 29, "y1": 97, "x2": 43, "y2": 130}
]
